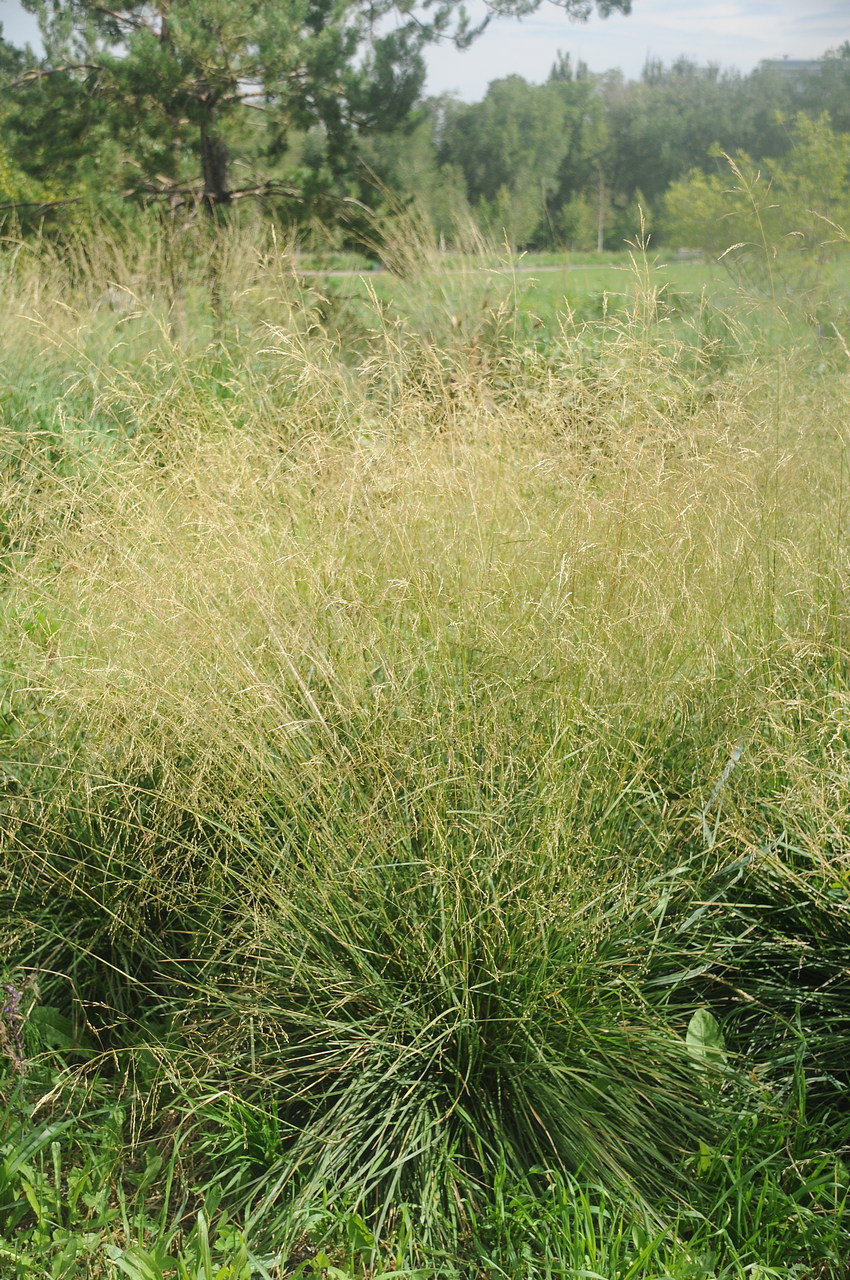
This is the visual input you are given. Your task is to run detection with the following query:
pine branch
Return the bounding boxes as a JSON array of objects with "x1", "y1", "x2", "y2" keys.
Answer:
[
  {"x1": 1, "y1": 63, "x2": 105, "y2": 91},
  {"x1": 0, "y1": 195, "x2": 83, "y2": 211}
]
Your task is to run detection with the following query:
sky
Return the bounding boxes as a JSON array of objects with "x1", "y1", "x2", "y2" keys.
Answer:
[
  {"x1": 423, "y1": 0, "x2": 849, "y2": 99},
  {"x1": 1, "y1": 0, "x2": 848, "y2": 101}
]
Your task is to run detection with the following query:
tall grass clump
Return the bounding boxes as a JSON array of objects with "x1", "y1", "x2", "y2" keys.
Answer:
[{"x1": 0, "y1": 213, "x2": 849, "y2": 1268}]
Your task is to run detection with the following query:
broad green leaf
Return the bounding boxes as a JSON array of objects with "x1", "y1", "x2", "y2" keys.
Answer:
[
  {"x1": 686, "y1": 1008, "x2": 726, "y2": 1069},
  {"x1": 28, "y1": 1007, "x2": 77, "y2": 1052}
]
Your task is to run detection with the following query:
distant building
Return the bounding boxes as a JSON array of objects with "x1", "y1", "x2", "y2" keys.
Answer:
[{"x1": 761, "y1": 58, "x2": 824, "y2": 84}]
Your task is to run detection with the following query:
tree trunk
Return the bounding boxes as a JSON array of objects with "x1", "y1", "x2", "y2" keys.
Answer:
[
  {"x1": 597, "y1": 166, "x2": 605, "y2": 254},
  {"x1": 200, "y1": 108, "x2": 231, "y2": 217},
  {"x1": 198, "y1": 101, "x2": 230, "y2": 326}
]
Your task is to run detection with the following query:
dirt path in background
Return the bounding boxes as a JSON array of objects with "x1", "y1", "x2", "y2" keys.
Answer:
[
  {"x1": 295, "y1": 260, "x2": 705, "y2": 278},
  {"x1": 293, "y1": 262, "x2": 627, "y2": 279}
]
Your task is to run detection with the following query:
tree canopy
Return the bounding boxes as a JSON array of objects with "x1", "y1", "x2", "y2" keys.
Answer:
[
  {"x1": 4, "y1": 6, "x2": 847, "y2": 256},
  {"x1": 8, "y1": 0, "x2": 631, "y2": 215},
  {"x1": 371, "y1": 48, "x2": 848, "y2": 252}
]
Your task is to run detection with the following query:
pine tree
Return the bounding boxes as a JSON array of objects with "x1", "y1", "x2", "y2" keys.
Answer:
[{"x1": 14, "y1": 0, "x2": 631, "y2": 215}]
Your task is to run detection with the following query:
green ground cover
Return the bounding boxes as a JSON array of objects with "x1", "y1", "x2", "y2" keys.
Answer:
[
  {"x1": 0, "y1": 218, "x2": 849, "y2": 1277},
  {"x1": 316, "y1": 244, "x2": 836, "y2": 362}
]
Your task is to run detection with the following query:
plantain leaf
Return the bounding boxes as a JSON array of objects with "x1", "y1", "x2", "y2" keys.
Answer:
[{"x1": 686, "y1": 1008, "x2": 726, "y2": 1068}]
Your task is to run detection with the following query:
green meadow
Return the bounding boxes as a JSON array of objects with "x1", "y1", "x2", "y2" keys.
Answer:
[
  {"x1": 307, "y1": 250, "x2": 729, "y2": 326},
  {"x1": 0, "y1": 217, "x2": 849, "y2": 1278}
]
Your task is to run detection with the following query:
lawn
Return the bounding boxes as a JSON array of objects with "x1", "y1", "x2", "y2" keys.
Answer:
[
  {"x1": 313, "y1": 239, "x2": 838, "y2": 361},
  {"x1": 0, "y1": 217, "x2": 848, "y2": 1278}
]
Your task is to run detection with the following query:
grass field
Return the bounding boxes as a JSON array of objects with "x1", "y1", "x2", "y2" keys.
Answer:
[
  {"x1": 0, "y1": 217, "x2": 849, "y2": 1278},
  {"x1": 301, "y1": 248, "x2": 729, "y2": 325}
]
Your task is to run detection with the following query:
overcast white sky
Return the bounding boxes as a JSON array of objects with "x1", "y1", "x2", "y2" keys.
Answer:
[
  {"x1": 424, "y1": 0, "x2": 849, "y2": 99},
  {"x1": 1, "y1": 0, "x2": 848, "y2": 101}
]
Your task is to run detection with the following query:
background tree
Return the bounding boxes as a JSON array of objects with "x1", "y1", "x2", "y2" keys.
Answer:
[
  {"x1": 546, "y1": 54, "x2": 607, "y2": 246},
  {"x1": 662, "y1": 113, "x2": 850, "y2": 256},
  {"x1": 6, "y1": 10, "x2": 847, "y2": 256},
  {"x1": 9, "y1": 0, "x2": 631, "y2": 218},
  {"x1": 438, "y1": 76, "x2": 574, "y2": 246},
  {"x1": 356, "y1": 95, "x2": 472, "y2": 244}
]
